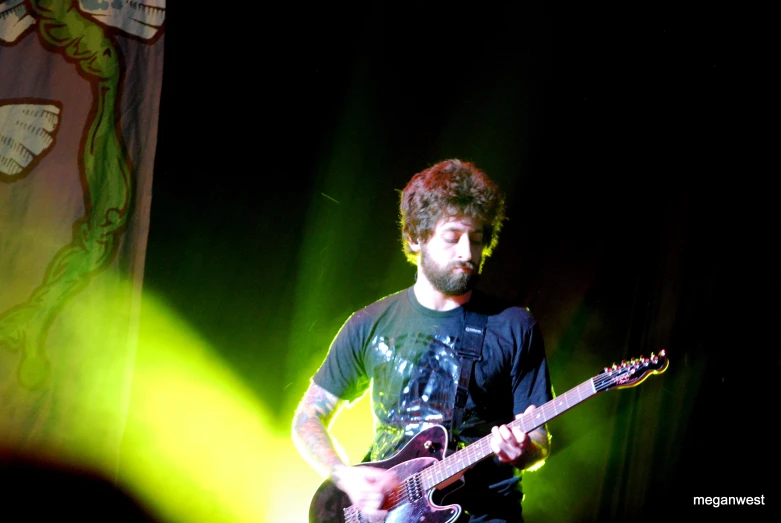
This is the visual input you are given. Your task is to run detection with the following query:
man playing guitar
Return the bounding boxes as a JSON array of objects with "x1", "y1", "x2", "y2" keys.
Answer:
[{"x1": 292, "y1": 159, "x2": 552, "y2": 522}]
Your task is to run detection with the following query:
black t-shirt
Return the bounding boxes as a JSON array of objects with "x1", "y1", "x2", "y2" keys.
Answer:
[{"x1": 313, "y1": 287, "x2": 552, "y2": 519}]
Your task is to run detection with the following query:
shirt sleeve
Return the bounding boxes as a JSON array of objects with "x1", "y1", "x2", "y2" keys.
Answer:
[
  {"x1": 512, "y1": 321, "x2": 553, "y2": 418},
  {"x1": 312, "y1": 310, "x2": 372, "y2": 403}
]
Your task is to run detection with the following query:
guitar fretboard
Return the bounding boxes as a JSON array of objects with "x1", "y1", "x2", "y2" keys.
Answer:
[{"x1": 420, "y1": 377, "x2": 598, "y2": 490}]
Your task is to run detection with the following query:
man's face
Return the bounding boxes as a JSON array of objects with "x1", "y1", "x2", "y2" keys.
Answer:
[{"x1": 418, "y1": 216, "x2": 485, "y2": 296}]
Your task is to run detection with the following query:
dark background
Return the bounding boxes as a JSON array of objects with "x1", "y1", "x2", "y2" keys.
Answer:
[{"x1": 143, "y1": 2, "x2": 779, "y2": 521}]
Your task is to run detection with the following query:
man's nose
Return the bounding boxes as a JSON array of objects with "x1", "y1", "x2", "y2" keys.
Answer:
[{"x1": 456, "y1": 235, "x2": 472, "y2": 260}]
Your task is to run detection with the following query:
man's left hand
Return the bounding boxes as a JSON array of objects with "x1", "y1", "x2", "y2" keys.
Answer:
[{"x1": 489, "y1": 404, "x2": 537, "y2": 463}]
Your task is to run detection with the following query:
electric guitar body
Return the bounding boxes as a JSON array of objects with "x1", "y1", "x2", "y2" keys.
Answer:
[{"x1": 309, "y1": 425, "x2": 464, "y2": 523}]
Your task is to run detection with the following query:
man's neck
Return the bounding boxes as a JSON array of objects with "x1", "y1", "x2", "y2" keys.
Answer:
[{"x1": 413, "y1": 276, "x2": 472, "y2": 311}]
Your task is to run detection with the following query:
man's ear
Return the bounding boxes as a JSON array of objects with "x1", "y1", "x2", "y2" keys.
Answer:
[{"x1": 407, "y1": 235, "x2": 421, "y2": 253}]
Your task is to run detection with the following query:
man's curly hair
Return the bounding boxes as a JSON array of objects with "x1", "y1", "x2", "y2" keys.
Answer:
[{"x1": 399, "y1": 159, "x2": 507, "y2": 266}]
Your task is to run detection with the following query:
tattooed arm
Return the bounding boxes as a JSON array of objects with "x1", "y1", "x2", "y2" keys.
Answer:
[
  {"x1": 292, "y1": 381, "x2": 398, "y2": 520},
  {"x1": 291, "y1": 381, "x2": 346, "y2": 477}
]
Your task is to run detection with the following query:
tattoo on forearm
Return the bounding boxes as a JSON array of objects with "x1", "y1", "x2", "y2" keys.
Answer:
[{"x1": 292, "y1": 385, "x2": 345, "y2": 476}]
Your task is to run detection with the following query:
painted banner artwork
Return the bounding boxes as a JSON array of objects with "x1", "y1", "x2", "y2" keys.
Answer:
[{"x1": 0, "y1": 0, "x2": 165, "y2": 475}]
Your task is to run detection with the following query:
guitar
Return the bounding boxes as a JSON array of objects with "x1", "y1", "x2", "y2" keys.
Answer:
[{"x1": 309, "y1": 350, "x2": 669, "y2": 523}]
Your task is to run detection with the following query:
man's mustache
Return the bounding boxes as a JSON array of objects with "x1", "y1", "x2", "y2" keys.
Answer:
[{"x1": 450, "y1": 262, "x2": 477, "y2": 271}]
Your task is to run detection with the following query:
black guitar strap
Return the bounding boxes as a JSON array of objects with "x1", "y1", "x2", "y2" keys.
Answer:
[{"x1": 449, "y1": 310, "x2": 487, "y2": 448}]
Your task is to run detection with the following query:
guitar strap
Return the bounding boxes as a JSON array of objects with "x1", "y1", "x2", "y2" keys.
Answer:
[{"x1": 449, "y1": 310, "x2": 487, "y2": 448}]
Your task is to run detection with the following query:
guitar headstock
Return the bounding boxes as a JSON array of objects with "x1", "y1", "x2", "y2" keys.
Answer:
[{"x1": 594, "y1": 350, "x2": 669, "y2": 393}]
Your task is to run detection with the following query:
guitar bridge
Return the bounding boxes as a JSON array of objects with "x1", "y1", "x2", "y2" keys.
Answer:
[
  {"x1": 404, "y1": 472, "x2": 424, "y2": 502},
  {"x1": 344, "y1": 506, "x2": 386, "y2": 523},
  {"x1": 343, "y1": 505, "x2": 362, "y2": 523}
]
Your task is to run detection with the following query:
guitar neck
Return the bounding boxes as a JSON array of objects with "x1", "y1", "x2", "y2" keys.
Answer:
[{"x1": 420, "y1": 377, "x2": 598, "y2": 490}]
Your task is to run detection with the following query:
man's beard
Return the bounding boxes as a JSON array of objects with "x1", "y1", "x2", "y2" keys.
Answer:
[{"x1": 420, "y1": 247, "x2": 479, "y2": 297}]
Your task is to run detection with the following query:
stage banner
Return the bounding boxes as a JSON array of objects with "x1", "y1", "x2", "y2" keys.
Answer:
[{"x1": 0, "y1": 0, "x2": 165, "y2": 477}]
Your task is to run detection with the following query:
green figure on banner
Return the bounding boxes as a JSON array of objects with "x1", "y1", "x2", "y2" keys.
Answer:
[{"x1": 0, "y1": 0, "x2": 165, "y2": 389}]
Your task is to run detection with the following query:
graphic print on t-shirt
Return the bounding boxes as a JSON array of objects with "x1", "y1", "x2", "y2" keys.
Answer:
[{"x1": 368, "y1": 331, "x2": 460, "y2": 461}]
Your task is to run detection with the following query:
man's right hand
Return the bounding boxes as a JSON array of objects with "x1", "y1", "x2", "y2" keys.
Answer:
[{"x1": 331, "y1": 464, "x2": 400, "y2": 521}]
